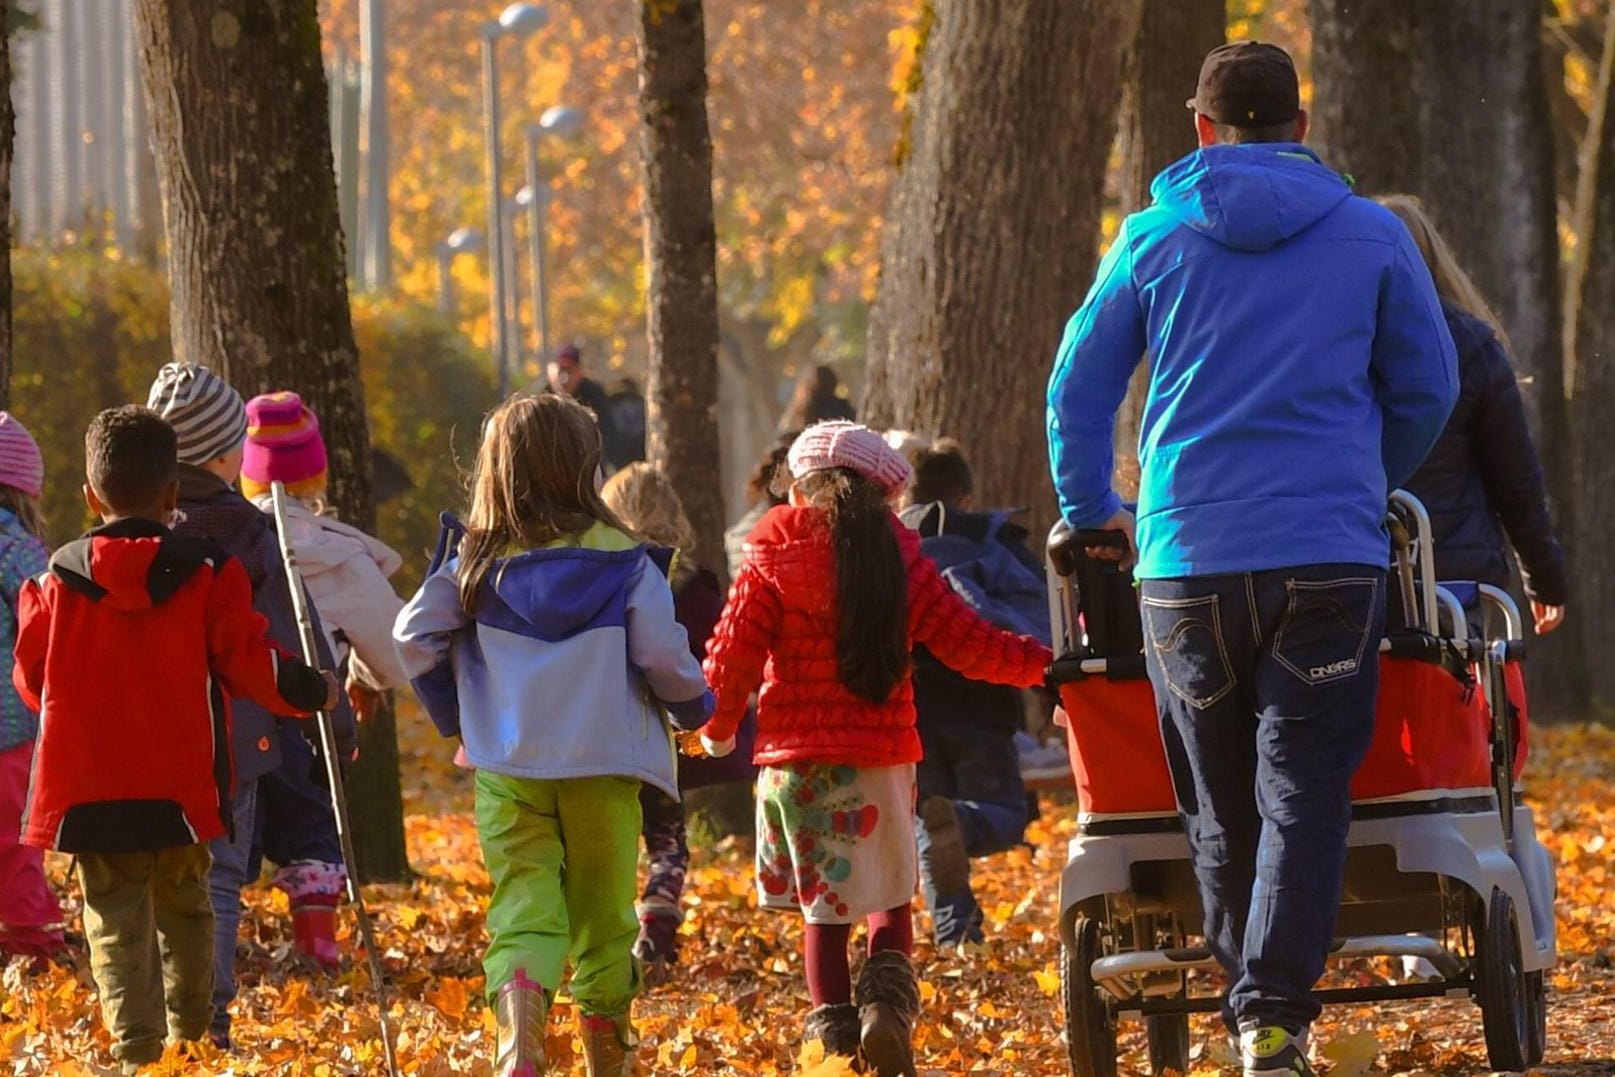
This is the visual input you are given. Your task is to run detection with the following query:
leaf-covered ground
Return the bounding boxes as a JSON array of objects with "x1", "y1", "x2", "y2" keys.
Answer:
[{"x1": 6, "y1": 716, "x2": 1614, "y2": 1076}]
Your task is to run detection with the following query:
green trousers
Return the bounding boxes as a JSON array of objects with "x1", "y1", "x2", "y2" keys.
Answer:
[
  {"x1": 78, "y1": 844, "x2": 215, "y2": 1065},
  {"x1": 476, "y1": 771, "x2": 643, "y2": 1018}
]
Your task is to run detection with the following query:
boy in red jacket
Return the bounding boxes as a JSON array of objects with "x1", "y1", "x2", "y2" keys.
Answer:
[{"x1": 13, "y1": 406, "x2": 335, "y2": 1073}]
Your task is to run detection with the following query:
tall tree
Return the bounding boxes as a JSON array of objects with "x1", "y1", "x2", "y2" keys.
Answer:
[
  {"x1": 1311, "y1": 0, "x2": 1585, "y2": 716},
  {"x1": 636, "y1": 0, "x2": 726, "y2": 576},
  {"x1": 863, "y1": 0, "x2": 1140, "y2": 536},
  {"x1": 131, "y1": 0, "x2": 407, "y2": 880},
  {"x1": 1565, "y1": 6, "x2": 1615, "y2": 710},
  {"x1": 1112, "y1": 0, "x2": 1224, "y2": 497},
  {"x1": 0, "y1": 0, "x2": 13, "y2": 408}
]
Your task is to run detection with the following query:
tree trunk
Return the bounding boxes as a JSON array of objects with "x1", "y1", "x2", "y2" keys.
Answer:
[
  {"x1": 636, "y1": 0, "x2": 727, "y2": 580},
  {"x1": 0, "y1": 0, "x2": 12, "y2": 408},
  {"x1": 1566, "y1": 6, "x2": 1615, "y2": 712},
  {"x1": 1312, "y1": 0, "x2": 1585, "y2": 718},
  {"x1": 863, "y1": 0, "x2": 1140, "y2": 542},
  {"x1": 1112, "y1": 0, "x2": 1224, "y2": 499},
  {"x1": 132, "y1": 0, "x2": 408, "y2": 880}
]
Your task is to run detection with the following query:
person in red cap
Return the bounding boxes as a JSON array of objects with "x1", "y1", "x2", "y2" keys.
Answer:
[
  {"x1": 239, "y1": 391, "x2": 408, "y2": 971},
  {"x1": 0, "y1": 412, "x2": 65, "y2": 964},
  {"x1": 699, "y1": 420, "x2": 1052, "y2": 1075}
]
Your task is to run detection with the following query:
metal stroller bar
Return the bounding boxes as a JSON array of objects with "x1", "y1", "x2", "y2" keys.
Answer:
[
  {"x1": 1436, "y1": 587, "x2": 1470, "y2": 642},
  {"x1": 1089, "y1": 934, "x2": 1465, "y2": 995},
  {"x1": 1476, "y1": 584, "x2": 1524, "y2": 643},
  {"x1": 1390, "y1": 490, "x2": 1441, "y2": 632}
]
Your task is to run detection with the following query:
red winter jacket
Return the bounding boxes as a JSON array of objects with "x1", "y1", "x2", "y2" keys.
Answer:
[
  {"x1": 702, "y1": 505, "x2": 1052, "y2": 768},
  {"x1": 13, "y1": 519, "x2": 330, "y2": 854}
]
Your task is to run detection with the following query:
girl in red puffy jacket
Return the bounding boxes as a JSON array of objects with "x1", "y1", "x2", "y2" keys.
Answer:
[{"x1": 699, "y1": 421, "x2": 1051, "y2": 1076}]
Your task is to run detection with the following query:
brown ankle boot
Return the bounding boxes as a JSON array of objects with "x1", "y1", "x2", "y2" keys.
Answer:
[
  {"x1": 493, "y1": 968, "x2": 549, "y2": 1077},
  {"x1": 804, "y1": 1003, "x2": 862, "y2": 1061},
  {"x1": 856, "y1": 951, "x2": 920, "y2": 1077},
  {"x1": 580, "y1": 1012, "x2": 637, "y2": 1077}
]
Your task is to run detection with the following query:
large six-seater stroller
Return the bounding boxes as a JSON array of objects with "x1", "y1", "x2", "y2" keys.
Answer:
[{"x1": 1043, "y1": 492, "x2": 1557, "y2": 1076}]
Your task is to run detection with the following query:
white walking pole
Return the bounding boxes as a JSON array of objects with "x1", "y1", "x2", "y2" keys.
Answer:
[{"x1": 270, "y1": 482, "x2": 402, "y2": 1077}]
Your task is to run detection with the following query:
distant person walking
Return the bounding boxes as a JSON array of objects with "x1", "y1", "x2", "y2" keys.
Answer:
[
  {"x1": 779, "y1": 365, "x2": 855, "y2": 435},
  {"x1": 547, "y1": 345, "x2": 619, "y2": 458}
]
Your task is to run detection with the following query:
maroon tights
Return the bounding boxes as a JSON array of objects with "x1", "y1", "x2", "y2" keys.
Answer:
[{"x1": 804, "y1": 905, "x2": 913, "y2": 1007}]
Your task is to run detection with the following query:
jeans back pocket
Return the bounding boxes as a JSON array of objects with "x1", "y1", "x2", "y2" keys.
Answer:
[
  {"x1": 1272, "y1": 576, "x2": 1379, "y2": 686},
  {"x1": 1142, "y1": 594, "x2": 1236, "y2": 709}
]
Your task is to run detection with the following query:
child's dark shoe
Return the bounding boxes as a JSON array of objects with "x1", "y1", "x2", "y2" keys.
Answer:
[
  {"x1": 631, "y1": 897, "x2": 681, "y2": 986},
  {"x1": 804, "y1": 1003, "x2": 862, "y2": 1061},
  {"x1": 856, "y1": 950, "x2": 920, "y2": 1077}
]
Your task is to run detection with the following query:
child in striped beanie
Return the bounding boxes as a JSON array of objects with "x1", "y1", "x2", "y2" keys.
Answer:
[
  {"x1": 241, "y1": 392, "x2": 407, "y2": 971},
  {"x1": 146, "y1": 365, "x2": 355, "y2": 1046},
  {"x1": 0, "y1": 412, "x2": 64, "y2": 964}
]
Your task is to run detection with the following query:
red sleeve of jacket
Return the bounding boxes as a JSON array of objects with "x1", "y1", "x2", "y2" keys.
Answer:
[
  {"x1": 701, "y1": 560, "x2": 781, "y2": 743},
  {"x1": 206, "y1": 556, "x2": 320, "y2": 718},
  {"x1": 907, "y1": 547, "x2": 1052, "y2": 689},
  {"x1": 12, "y1": 577, "x2": 49, "y2": 713}
]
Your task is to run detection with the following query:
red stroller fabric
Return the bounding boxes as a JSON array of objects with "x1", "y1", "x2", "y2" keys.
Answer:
[{"x1": 1061, "y1": 656, "x2": 1519, "y2": 816}]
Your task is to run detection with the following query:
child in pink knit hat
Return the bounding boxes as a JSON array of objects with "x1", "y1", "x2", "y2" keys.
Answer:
[
  {"x1": 0, "y1": 413, "x2": 64, "y2": 963},
  {"x1": 240, "y1": 392, "x2": 408, "y2": 969}
]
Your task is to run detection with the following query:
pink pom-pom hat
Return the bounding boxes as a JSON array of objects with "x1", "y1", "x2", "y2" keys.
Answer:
[{"x1": 240, "y1": 392, "x2": 328, "y2": 501}]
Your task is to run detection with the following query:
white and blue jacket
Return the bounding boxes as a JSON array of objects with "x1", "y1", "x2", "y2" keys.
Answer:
[{"x1": 393, "y1": 516, "x2": 714, "y2": 799}]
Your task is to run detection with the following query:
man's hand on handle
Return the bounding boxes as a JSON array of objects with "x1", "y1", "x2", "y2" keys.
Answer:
[
  {"x1": 1531, "y1": 602, "x2": 1565, "y2": 636},
  {"x1": 1085, "y1": 508, "x2": 1138, "y2": 571}
]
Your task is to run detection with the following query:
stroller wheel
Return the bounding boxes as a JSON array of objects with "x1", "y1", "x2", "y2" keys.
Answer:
[
  {"x1": 1524, "y1": 969, "x2": 1547, "y2": 1065},
  {"x1": 1146, "y1": 1014, "x2": 1190, "y2": 1076},
  {"x1": 1476, "y1": 887, "x2": 1538, "y2": 1071},
  {"x1": 1061, "y1": 916, "x2": 1117, "y2": 1077}
]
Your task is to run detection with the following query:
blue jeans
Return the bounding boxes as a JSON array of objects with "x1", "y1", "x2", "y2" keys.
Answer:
[
  {"x1": 1140, "y1": 565, "x2": 1384, "y2": 1034},
  {"x1": 914, "y1": 724, "x2": 1028, "y2": 943},
  {"x1": 251, "y1": 727, "x2": 343, "y2": 875},
  {"x1": 208, "y1": 781, "x2": 258, "y2": 1038}
]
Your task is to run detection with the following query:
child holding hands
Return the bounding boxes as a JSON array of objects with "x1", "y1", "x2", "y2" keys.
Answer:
[
  {"x1": 700, "y1": 421, "x2": 1053, "y2": 1076},
  {"x1": 395, "y1": 394, "x2": 712, "y2": 1077}
]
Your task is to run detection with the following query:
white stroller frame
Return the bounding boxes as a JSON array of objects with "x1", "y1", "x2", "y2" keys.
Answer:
[{"x1": 1045, "y1": 491, "x2": 1556, "y2": 1077}]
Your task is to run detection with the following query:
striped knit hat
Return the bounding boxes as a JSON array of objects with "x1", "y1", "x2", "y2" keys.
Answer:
[
  {"x1": 146, "y1": 362, "x2": 248, "y2": 466},
  {"x1": 0, "y1": 412, "x2": 44, "y2": 499},
  {"x1": 240, "y1": 392, "x2": 328, "y2": 502}
]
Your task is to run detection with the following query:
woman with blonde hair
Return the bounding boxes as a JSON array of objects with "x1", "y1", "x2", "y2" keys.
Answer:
[{"x1": 1377, "y1": 195, "x2": 1567, "y2": 635}]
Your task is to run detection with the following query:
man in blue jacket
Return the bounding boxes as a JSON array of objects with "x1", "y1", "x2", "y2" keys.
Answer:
[{"x1": 1046, "y1": 42, "x2": 1457, "y2": 1077}]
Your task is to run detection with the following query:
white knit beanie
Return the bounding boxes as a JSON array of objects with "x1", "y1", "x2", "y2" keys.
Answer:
[
  {"x1": 788, "y1": 420, "x2": 913, "y2": 496},
  {"x1": 146, "y1": 362, "x2": 248, "y2": 466}
]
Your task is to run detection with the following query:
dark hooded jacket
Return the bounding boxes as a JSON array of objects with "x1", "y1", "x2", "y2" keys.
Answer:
[
  {"x1": 175, "y1": 465, "x2": 352, "y2": 782},
  {"x1": 13, "y1": 519, "x2": 328, "y2": 853},
  {"x1": 1402, "y1": 303, "x2": 1569, "y2": 604}
]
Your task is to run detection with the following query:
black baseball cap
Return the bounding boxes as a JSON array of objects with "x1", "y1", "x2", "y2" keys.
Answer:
[{"x1": 1187, "y1": 42, "x2": 1300, "y2": 128}]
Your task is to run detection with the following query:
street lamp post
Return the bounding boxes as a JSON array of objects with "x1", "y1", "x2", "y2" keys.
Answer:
[
  {"x1": 521, "y1": 104, "x2": 585, "y2": 365},
  {"x1": 435, "y1": 227, "x2": 485, "y2": 315},
  {"x1": 479, "y1": 2, "x2": 548, "y2": 398}
]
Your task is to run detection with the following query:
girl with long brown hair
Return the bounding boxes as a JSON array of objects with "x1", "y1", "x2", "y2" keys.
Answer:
[
  {"x1": 700, "y1": 421, "x2": 1052, "y2": 1075},
  {"x1": 395, "y1": 394, "x2": 713, "y2": 1077}
]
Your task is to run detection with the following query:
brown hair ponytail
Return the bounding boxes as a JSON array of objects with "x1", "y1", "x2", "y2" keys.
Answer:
[{"x1": 796, "y1": 467, "x2": 910, "y2": 702}]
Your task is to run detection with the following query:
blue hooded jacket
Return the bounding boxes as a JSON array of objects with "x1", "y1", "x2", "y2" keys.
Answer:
[
  {"x1": 392, "y1": 516, "x2": 714, "y2": 799},
  {"x1": 1047, "y1": 144, "x2": 1458, "y2": 578}
]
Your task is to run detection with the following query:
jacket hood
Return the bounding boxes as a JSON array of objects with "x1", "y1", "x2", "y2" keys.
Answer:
[
  {"x1": 177, "y1": 464, "x2": 266, "y2": 552},
  {"x1": 251, "y1": 494, "x2": 403, "y2": 580},
  {"x1": 1150, "y1": 144, "x2": 1351, "y2": 252},
  {"x1": 50, "y1": 519, "x2": 219, "y2": 611},
  {"x1": 435, "y1": 515, "x2": 672, "y2": 643},
  {"x1": 743, "y1": 504, "x2": 918, "y2": 613}
]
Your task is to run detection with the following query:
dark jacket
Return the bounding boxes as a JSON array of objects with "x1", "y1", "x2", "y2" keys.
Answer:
[
  {"x1": 670, "y1": 566, "x2": 756, "y2": 789},
  {"x1": 15, "y1": 520, "x2": 327, "y2": 853},
  {"x1": 906, "y1": 503, "x2": 1044, "y2": 735},
  {"x1": 175, "y1": 466, "x2": 352, "y2": 783},
  {"x1": 1403, "y1": 304, "x2": 1569, "y2": 605}
]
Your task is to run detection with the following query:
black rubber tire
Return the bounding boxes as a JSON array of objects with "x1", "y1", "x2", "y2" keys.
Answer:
[
  {"x1": 1146, "y1": 1013, "x2": 1191, "y2": 1076},
  {"x1": 1524, "y1": 969, "x2": 1548, "y2": 1065},
  {"x1": 1476, "y1": 888, "x2": 1532, "y2": 1072},
  {"x1": 1062, "y1": 916, "x2": 1118, "y2": 1077}
]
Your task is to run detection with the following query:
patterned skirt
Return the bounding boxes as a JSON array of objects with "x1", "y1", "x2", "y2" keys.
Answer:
[{"x1": 755, "y1": 762, "x2": 917, "y2": 924}]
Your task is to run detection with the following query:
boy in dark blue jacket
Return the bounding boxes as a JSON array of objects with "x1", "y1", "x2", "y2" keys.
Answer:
[{"x1": 901, "y1": 441, "x2": 1051, "y2": 952}]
